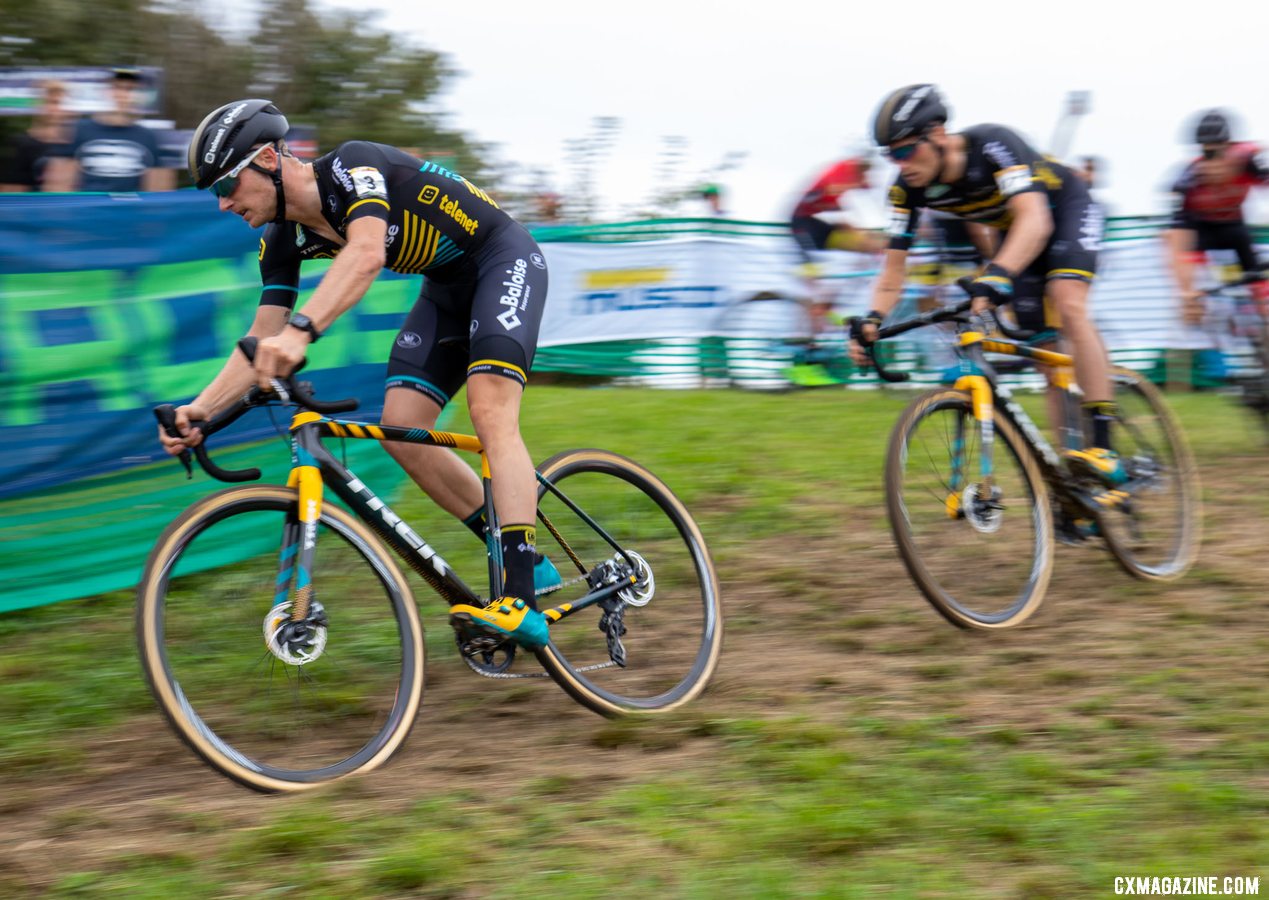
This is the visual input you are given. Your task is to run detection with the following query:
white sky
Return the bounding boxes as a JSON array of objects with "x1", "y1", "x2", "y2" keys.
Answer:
[{"x1": 242, "y1": 0, "x2": 1269, "y2": 222}]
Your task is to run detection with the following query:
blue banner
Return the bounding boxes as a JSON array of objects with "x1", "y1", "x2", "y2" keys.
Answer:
[{"x1": 0, "y1": 192, "x2": 421, "y2": 498}]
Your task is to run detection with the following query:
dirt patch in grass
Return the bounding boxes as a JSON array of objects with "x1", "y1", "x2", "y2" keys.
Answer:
[{"x1": 2, "y1": 449, "x2": 1266, "y2": 892}]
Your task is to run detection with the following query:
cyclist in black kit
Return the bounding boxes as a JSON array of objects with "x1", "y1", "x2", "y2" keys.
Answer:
[
  {"x1": 158, "y1": 99, "x2": 556, "y2": 648},
  {"x1": 850, "y1": 84, "x2": 1124, "y2": 486}
]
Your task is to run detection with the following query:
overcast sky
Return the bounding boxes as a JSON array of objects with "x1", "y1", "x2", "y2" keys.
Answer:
[{"x1": 241, "y1": 0, "x2": 1269, "y2": 222}]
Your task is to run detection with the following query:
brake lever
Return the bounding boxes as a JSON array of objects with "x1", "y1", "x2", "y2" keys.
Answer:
[{"x1": 153, "y1": 404, "x2": 193, "y2": 479}]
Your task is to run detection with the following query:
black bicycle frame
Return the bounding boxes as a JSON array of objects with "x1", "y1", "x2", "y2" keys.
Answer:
[{"x1": 287, "y1": 415, "x2": 637, "y2": 625}]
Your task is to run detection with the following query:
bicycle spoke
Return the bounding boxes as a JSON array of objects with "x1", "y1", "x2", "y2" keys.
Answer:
[
  {"x1": 532, "y1": 451, "x2": 722, "y2": 714},
  {"x1": 886, "y1": 391, "x2": 1052, "y2": 629},
  {"x1": 139, "y1": 491, "x2": 424, "y2": 789}
]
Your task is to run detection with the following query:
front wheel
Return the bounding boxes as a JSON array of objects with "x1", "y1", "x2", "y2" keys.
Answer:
[
  {"x1": 136, "y1": 485, "x2": 426, "y2": 793},
  {"x1": 532, "y1": 450, "x2": 723, "y2": 716},
  {"x1": 1095, "y1": 367, "x2": 1202, "y2": 580},
  {"x1": 885, "y1": 389, "x2": 1055, "y2": 629}
]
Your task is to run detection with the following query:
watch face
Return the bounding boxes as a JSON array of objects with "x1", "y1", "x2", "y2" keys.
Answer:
[{"x1": 290, "y1": 314, "x2": 319, "y2": 340}]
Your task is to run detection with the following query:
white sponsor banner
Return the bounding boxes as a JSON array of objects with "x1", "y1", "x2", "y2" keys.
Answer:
[
  {"x1": 537, "y1": 235, "x2": 872, "y2": 347},
  {"x1": 537, "y1": 231, "x2": 1267, "y2": 353}
]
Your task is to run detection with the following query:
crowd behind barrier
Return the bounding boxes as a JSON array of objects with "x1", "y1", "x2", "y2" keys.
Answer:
[{"x1": 1, "y1": 193, "x2": 1265, "y2": 610}]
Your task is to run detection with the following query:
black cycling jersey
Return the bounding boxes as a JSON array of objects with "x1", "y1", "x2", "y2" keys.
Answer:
[
  {"x1": 257, "y1": 141, "x2": 513, "y2": 304},
  {"x1": 255, "y1": 141, "x2": 547, "y2": 401},
  {"x1": 885, "y1": 124, "x2": 1086, "y2": 248},
  {"x1": 884, "y1": 124, "x2": 1103, "y2": 331}
]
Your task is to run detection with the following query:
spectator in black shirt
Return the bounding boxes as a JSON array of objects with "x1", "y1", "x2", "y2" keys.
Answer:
[
  {"x1": 0, "y1": 80, "x2": 73, "y2": 192},
  {"x1": 45, "y1": 68, "x2": 174, "y2": 193}
]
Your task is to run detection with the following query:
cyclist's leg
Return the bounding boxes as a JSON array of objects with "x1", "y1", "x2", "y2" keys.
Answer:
[
  {"x1": 383, "y1": 288, "x2": 482, "y2": 518},
  {"x1": 1009, "y1": 271, "x2": 1068, "y2": 446},
  {"x1": 1165, "y1": 224, "x2": 1206, "y2": 325},
  {"x1": 1044, "y1": 198, "x2": 1124, "y2": 482},
  {"x1": 457, "y1": 228, "x2": 551, "y2": 642},
  {"x1": 786, "y1": 217, "x2": 840, "y2": 383},
  {"x1": 823, "y1": 225, "x2": 888, "y2": 255},
  {"x1": 1226, "y1": 222, "x2": 1269, "y2": 316}
]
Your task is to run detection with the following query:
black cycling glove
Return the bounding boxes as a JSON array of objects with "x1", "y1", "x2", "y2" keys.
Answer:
[{"x1": 967, "y1": 263, "x2": 1014, "y2": 306}]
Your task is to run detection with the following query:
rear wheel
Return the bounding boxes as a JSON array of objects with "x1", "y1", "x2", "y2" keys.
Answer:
[
  {"x1": 1094, "y1": 367, "x2": 1202, "y2": 580},
  {"x1": 136, "y1": 485, "x2": 425, "y2": 792},
  {"x1": 532, "y1": 450, "x2": 723, "y2": 715},
  {"x1": 885, "y1": 389, "x2": 1055, "y2": 629},
  {"x1": 1232, "y1": 321, "x2": 1269, "y2": 439},
  {"x1": 721, "y1": 292, "x2": 818, "y2": 390}
]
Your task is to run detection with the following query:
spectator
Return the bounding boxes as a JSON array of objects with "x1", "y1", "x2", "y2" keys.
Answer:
[
  {"x1": 697, "y1": 183, "x2": 725, "y2": 216},
  {"x1": 44, "y1": 68, "x2": 174, "y2": 192},
  {"x1": 532, "y1": 190, "x2": 564, "y2": 224},
  {"x1": 0, "y1": 80, "x2": 74, "y2": 192}
]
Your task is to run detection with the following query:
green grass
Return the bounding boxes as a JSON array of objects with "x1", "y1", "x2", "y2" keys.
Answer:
[{"x1": 1, "y1": 385, "x2": 1267, "y2": 898}]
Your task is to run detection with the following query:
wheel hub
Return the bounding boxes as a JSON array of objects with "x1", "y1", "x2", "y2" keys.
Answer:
[
  {"x1": 962, "y1": 483, "x2": 1004, "y2": 534},
  {"x1": 263, "y1": 600, "x2": 328, "y2": 665}
]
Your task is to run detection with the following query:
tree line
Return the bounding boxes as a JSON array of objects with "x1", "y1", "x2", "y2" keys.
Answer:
[{"x1": 0, "y1": 0, "x2": 491, "y2": 182}]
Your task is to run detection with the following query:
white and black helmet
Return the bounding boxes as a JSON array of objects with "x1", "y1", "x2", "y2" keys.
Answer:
[
  {"x1": 187, "y1": 99, "x2": 289, "y2": 190},
  {"x1": 872, "y1": 84, "x2": 949, "y2": 146}
]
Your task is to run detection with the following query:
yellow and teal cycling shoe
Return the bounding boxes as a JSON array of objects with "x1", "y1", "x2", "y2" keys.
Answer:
[
  {"x1": 1064, "y1": 447, "x2": 1127, "y2": 487},
  {"x1": 449, "y1": 596, "x2": 550, "y2": 650},
  {"x1": 534, "y1": 553, "x2": 563, "y2": 595}
]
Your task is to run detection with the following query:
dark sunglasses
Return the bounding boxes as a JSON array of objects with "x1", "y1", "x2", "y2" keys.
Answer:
[
  {"x1": 886, "y1": 137, "x2": 926, "y2": 162},
  {"x1": 210, "y1": 173, "x2": 242, "y2": 199},
  {"x1": 1202, "y1": 147, "x2": 1226, "y2": 160},
  {"x1": 209, "y1": 144, "x2": 270, "y2": 199}
]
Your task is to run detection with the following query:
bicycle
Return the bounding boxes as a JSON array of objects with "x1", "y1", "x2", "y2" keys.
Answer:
[
  {"x1": 858, "y1": 285, "x2": 1201, "y2": 630},
  {"x1": 137, "y1": 339, "x2": 723, "y2": 792},
  {"x1": 1188, "y1": 272, "x2": 1269, "y2": 440}
]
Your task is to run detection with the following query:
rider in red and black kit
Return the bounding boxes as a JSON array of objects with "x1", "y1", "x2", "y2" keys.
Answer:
[{"x1": 1165, "y1": 109, "x2": 1269, "y2": 325}]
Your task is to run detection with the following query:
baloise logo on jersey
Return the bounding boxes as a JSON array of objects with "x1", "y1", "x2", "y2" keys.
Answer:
[
  {"x1": 498, "y1": 259, "x2": 531, "y2": 330},
  {"x1": 330, "y1": 156, "x2": 354, "y2": 193}
]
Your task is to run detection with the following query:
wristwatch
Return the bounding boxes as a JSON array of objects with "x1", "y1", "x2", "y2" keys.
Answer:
[{"x1": 287, "y1": 312, "x2": 323, "y2": 343}]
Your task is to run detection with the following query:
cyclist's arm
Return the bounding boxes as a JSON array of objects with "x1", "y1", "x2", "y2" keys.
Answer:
[
  {"x1": 967, "y1": 222, "x2": 997, "y2": 261},
  {"x1": 1163, "y1": 225, "x2": 1201, "y2": 298},
  {"x1": 158, "y1": 304, "x2": 290, "y2": 455},
  {"x1": 291, "y1": 216, "x2": 387, "y2": 332},
  {"x1": 1247, "y1": 145, "x2": 1269, "y2": 182},
  {"x1": 991, "y1": 191, "x2": 1052, "y2": 275},
  {"x1": 191, "y1": 304, "x2": 290, "y2": 412},
  {"x1": 866, "y1": 247, "x2": 911, "y2": 318},
  {"x1": 250, "y1": 216, "x2": 387, "y2": 389}
]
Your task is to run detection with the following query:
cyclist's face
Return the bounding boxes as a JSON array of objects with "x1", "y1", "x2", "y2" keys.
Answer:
[
  {"x1": 1197, "y1": 143, "x2": 1233, "y2": 184},
  {"x1": 891, "y1": 136, "x2": 937, "y2": 186},
  {"x1": 217, "y1": 164, "x2": 275, "y2": 227}
]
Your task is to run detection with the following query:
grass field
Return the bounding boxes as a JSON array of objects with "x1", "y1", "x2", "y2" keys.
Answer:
[{"x1": 1, "y1": 385, "x2": 1267, "y2": 898}]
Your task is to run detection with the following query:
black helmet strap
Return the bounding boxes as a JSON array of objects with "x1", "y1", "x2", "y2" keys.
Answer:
[{"x1": 248, "y1": 142, "x2": 286, "y2": 224}]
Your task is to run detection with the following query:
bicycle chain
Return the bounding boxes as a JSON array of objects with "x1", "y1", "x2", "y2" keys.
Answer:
[{"x1": 462, "y1": 568, "x2": 624, "y2": 679}]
